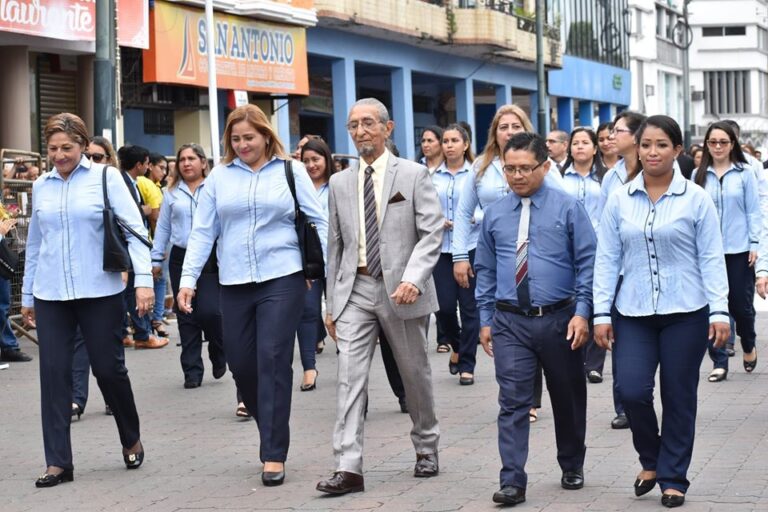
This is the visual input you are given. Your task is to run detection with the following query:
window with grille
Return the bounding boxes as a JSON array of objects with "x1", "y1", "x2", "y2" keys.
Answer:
[{"x1": 704, "y1": 70, "x2": 751, "y2": 115}]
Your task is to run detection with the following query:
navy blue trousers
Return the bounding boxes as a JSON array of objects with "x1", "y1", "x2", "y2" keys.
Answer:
[
  {"x1": 433, "y1": 252, "x2": 479, "y2": 373},
  {"x1": 614, "y1": 307, "x2": 709, "y2": 494},
  {"x1": 296, "y1": 279, "x2": 324, "y2": 371},
  {"x1": 220, "y1": 272, "x2": 305, "y2": 462},
  {"x1": 37, "y1": 293, "x2": 141, "y2": 470},
  {"x1": 71, "y1": 329, "x2": 89, "y2": 411},
  {"x1": 169, "y1": 246, "x2": 226, "y2": 384},
  {"x1": 492, "y1": 305, "x2": 587, "y2": 489}
]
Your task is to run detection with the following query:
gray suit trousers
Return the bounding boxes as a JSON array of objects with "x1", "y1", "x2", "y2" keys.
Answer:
[{"x1": 333, "y1": 274, "x2": 440, "y2": 474}]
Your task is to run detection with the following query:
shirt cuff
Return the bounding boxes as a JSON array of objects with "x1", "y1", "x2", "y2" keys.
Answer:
[
  {"x1": 756, "y1": 270, "x2": 768, "y2": 278},
  {"x1": 709, "y1": 312, "x2": 730, "y2": 324},
  {"x1": 593, "y1": 313, "x2": 612, "y2": 326},
  {"x1": 21, "y1": 293, "x2": 33, "y2": 308},
  {"x1": 750, "y1": 241, "x2": 760, "y2": 252},
  {"x1": 179, "y1": 275, "x2": 198, "y2": 290},
  {"x1": 452, "y1": 253, "x2": 469, "y2": 263},
  {"x1": 574, "y1": 302, "x2": 591, "y2": 320},
  {"x1": 480, "y1": 307, "x2": 494, "y2": 327},
  {"x1": 133, "y1": 273, "x2": 153, "y2": 289}
]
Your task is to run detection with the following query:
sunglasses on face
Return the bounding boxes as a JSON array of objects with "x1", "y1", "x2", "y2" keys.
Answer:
[{"x1": 91, "y1": 153, "x2": 106, "y2": 163}]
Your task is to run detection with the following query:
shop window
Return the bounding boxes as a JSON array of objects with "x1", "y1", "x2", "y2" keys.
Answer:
[{"x1": 144, "y1": 110, "x2": 174, "y2": 135}]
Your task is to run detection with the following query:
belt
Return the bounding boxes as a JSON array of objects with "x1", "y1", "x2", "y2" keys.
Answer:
[
  {"x1": 495, "y1": 298, "x2": 574, "y2": 317},
  {"x1": 357, "y1": 266, "x2": 374, "y2": 277}
]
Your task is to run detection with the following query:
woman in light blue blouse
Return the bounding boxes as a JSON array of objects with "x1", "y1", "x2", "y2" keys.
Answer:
[
  {"x1": 560, "y1": 127, "x2": 607, "y2": 385},
  {"x1": 151, "y1": 144, "x2": 230, "y2": 393},
  {"x1": 432, "y1": 124, "x2": 479, "y2": 385},
  {"x1": 177, "y1": 105, "x2": 328, "y2": 487},
  {"x1": 296, "y1": 137, "x2": 333, "y2": 391},
  {"x1": 692, "y1": 121, "x2": 760, "y2": 381},
  {"x1": 21, "y1": 113, "x2": 151, "y2": 487},
  {"x1": 594, "y1": 115, "x2": 730, "y2": 508},
  {"x1": 600, "y1": 111, "x2": 647, "y2": 211}
]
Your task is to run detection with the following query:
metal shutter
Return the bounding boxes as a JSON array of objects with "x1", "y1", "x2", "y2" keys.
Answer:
[{"x1": 36, "y1": 55, "x2": 78, "y2": 155}]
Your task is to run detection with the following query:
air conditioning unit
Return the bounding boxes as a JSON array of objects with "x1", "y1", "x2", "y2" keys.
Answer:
[{"x1": 691, "y1": 90, "x2": 705, "y2": 101}]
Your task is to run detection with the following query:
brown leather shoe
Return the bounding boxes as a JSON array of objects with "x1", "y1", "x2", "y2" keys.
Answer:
[
  {"x1": 122, "y1": 336, "x2": 135, "y2": 348},
  {"x1": 134, "y1": 335, "x2": 169, "y2": 349},
  {"x1": 414, "y1": 453, "x2": 439, "y2": 477},
  {"x1": 316, "y1": 471, "x2": 364, "y2": 495}
]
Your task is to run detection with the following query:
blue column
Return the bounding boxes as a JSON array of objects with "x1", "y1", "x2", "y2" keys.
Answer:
[
  {"x1": 495, "y1": 84, "x2": 512, "y2": 110},
  {"x1": 529, "y1": 91, "x2": 550, "y2": 135},
  {"x1": 598, "y1": 103, "x2": 614, "y2": 124},
  {"x1": 556, "y1": 97, "x2": 574, "y2": 133},
  {"x1": 578, "y1": 100, "x2": 594, "y2": 128},
  {"x1": 275, "y1": 99, "x2": 290, "y2": 150},
  {"x1": 332, "y1": 57, "x2": 356, "y2": 155},
  {"x1": 391, "y1": 67, "x2": 415, "y2": 160},
  {"x1": 455, "y1": 78, "x2": 476, "y2": 154}
]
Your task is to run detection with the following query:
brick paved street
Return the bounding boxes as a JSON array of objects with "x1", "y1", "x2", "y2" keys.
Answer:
[{"x1": 2, "y1": 314, "x2": 768, "y2": 512}]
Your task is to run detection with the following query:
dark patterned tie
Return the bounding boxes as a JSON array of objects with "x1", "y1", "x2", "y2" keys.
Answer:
[
  {"x1": 515, "y1": 197, "x2": 532, "y2": 309},
  {"x1": 363, "y1": 166, "x2": 382, "y2": 279}
]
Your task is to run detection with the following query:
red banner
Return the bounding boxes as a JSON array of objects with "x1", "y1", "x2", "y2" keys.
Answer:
[{"x1": 0, "y1": 0, "x2": 149, "y2": 49}]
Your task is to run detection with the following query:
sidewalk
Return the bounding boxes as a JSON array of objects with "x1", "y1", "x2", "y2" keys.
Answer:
[{"x1": 1, "y1": 314, "x2": 767, "y2": 512}]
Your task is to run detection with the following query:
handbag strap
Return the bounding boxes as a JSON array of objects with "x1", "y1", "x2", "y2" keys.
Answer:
[
  {"x1": 102, "y1": 166, "x2": 153, "y2": 249},
  {"x1": 284, "y1": 159, "x2": 300, "y2": 228}
]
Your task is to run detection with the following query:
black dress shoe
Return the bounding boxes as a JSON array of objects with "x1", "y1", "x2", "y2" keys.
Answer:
[
  {"x1": 184, "y1": 380, "x2": 201, "y2": 389},
  {"x1": 492, "y1": 486, "x2": 526, "y2": 505},
  {"x1": 35, "y1": 469, "x2": 74, "y2": 488},
  {"x1": 661, "y1": 493, "x2": 685, "y2": 508},
  {"x1": 124, "y1": 447, "x2": 145, "y2": 469},
  {"x1": 212, "y1": 365, "x2": 227, "y2": 379},
  {"x1": 398, "y1": 399, "x2": 408, "y2": 414},
  {"x1": 459, "y1": 374, "x2": 474, "y2": 385},
  {"x1": 448, "y1": 358, "x2": 459, "y2": 375},
  {"x1": 587, "y1": 370, "x2": 603, "y2": 383},
  {"x1": 561, "y1": 469, "x2": 584, "y2": 490},
  {"x1": 634, "y1": 476, "x2": 657, "y2": 496},
  {"x1": 744, "y1": 350, "x2": 758, "y2": 373},
  {"x1": 262, "y1": 470, "x2": 285, "y2": 486},
  {"x1": 414, "y1": 453, "x2": 439, "y2": 477},
  {"x1": 316, "y1": 471, "x2": 364, "y2": 495},
  {"x1": 1, "y1": 349, "x2": 33, "y2": 362},
  {"x1": 611, "y1": 413, "x2": 629, "y2": 429}
]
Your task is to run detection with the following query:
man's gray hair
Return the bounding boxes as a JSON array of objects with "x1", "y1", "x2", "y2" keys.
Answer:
[{"x1": 351, "y1": 98, "x2": 390, "y2": 123}]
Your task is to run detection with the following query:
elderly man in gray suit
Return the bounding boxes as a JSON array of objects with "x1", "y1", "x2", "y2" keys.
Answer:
[{"x1": 316, "y1": 98, "x2": 444, "y2": 495}]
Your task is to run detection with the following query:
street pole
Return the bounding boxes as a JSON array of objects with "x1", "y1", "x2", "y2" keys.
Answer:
[
  {"x1": 205, "y1": 0, "x2": 221, "y2": 163},
  {"x1": 94, "y1": 0, "x2": 114, "y2": 142},
  {"x1": 535, "y1": 0, "x2": 547, "y2": 136},
  {"x1": 682, "y1": 0, "x2": 691, "y2": 148}
]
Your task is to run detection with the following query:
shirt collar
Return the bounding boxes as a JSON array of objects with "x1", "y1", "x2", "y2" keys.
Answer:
[
  {"x1": 45, "y1": 155, "x2": 92, "y2": 180},
  {"x1": 628, "y1": 168, "x2": 687, "y2": 197},
  {"x1": 359, "y1": 149, "x2": 390, "y2": 176},
  {"x1": 178, "y1": 179, "x2": 205, "y2": 196},
  {"x1": 510, "y1": 181, "x2": 549, "y2": 210},
  {"x1": 705, "y1": 162, "x2": 746, "y2": 175},
  {"x1": 435, "y1": 160, "x2": 472, "y2": 175},
  {"x1": 229, "y1": 156, "x2": 279, "y2": 173}
]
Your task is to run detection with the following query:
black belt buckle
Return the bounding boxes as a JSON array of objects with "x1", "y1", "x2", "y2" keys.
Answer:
[{"x1": 526, "y1": 306, "x2": 545, "y2": 318}]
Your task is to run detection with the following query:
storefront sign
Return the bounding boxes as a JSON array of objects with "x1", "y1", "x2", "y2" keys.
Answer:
[
  {"x1": 0, "y1": 0, "x2": 149, "y2": 48},
  {"x1": 143, "y1": 0, "x2": 309, "y2": 95}
]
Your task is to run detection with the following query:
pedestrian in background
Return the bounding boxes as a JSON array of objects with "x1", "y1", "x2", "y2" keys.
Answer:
[
  {"x1": 596, "y1": 122, "x2": 619, "y2": 170},
  {"x1": 601, "y1": 111, "x2": 647, "y2": 211},
  {"x1": 419, "y1": 125, "x2": 445, "y2": 174},
  {"x1": 692, "y1": 121, "x2": 760, "y2": 381},
  {"x1": 178, "y1": 104, "x2": 327, "y2": 487},
  {"x1": 476, "y1": 132, "x2": 595, "y2": 506},
  {"x1": 147, "y1": 152, "x2": 171, "y2": 338},
  {"x1": 431, "y1": 123, "x2": 479, "y2": 385},
  {"x1": 594, "y1": 115, "x2": 730, "y2": 508},
  {"x1": 22, "y1": 113, "x2": 150, "y2": 488},
  {"x1": 0, "y1": 204, "x2": 31, "y2": 364}
]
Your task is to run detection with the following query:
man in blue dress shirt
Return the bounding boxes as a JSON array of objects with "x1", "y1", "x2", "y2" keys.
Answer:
[{"x1": 475, "y1": 132, "x2": 596, "y2": 506}]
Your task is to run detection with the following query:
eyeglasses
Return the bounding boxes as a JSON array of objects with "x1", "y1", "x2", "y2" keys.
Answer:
[
  {"x1": 91, "y1": 153, "x2": 106, "y2": 163},
  {"x1": 706, "y1": 139, "x2": 732, "y2": 148},
  {"x1": 610, "y1": 128, "x2": 633, "y2": 135},
  {"x1": 502, "y1": 160, "x2": 545, "y2": 176},
  {"x1": 346, "y1": 117, "x2": 381, "y2": 132}
]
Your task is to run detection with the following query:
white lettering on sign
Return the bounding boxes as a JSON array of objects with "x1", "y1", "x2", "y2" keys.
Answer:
[{"x1": 0, "y1": 0, "x2": 94, "y2": 35}]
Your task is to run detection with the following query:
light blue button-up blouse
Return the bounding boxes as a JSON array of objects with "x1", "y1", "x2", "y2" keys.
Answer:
[
  {"x1": 593, "y1": 170, "x2": 729, "y2": 325},
  {"x1": 432, "y1": 160, "x2": 477, "y2": 254},
  {"x1": 151, "y1": 180, "x2": 205, "y2": 263},
  {"x1": 180, "y1": 157, "x2": 328, "y2": 289},
  {"x1": 561, "y1": 164, "x2": 604, "y2": 230},
  {"x1": 22, "y1": 158, "x2": 152, "y2": 307}
]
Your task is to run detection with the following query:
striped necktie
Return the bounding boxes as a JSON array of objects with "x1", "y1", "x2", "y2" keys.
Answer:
[
  {"x1": 515, "y1": 197, "x2": 532, "y2": 309},
  {"x1": 363, "y1": 166, "x2": 382, "y2": 279}
]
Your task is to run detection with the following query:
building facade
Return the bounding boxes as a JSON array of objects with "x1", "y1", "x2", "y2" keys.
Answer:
[
  {"x1": 548, "y1": 0, "x2": 632, "y2": 132},
  {"x1": 688, "y1": 0, "x2": 768, "y2": 149},
  {"x1": 627, "y1": 0, "x2": 685, "y2": 119}
]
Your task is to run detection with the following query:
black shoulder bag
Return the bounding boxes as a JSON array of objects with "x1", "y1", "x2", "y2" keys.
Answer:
[
  {"x1": 0, "y1": 235, "x2": 19, "y2": 279},
  {"x1": 102, "y1": 167, "x2": 153, "y2": 272},
  {"x1": 284, "y1": 160, "x2": 325, "y2": 280}
]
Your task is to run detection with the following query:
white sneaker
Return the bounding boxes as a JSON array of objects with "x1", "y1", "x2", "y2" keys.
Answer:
[{"x1": 0, "y1": 362, "x2": 9, "y2": 370}]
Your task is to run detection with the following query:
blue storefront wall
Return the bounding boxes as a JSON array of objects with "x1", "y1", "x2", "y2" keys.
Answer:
[
  {"x1": 307, "y1": 27, "x2": 539, "y2": 160},
  {"x1": 548, "y1": 55, "x2": 631, "y2": 132},
  {"x1": 123, "y1": 109, "x2": 175, "y2": 156}
]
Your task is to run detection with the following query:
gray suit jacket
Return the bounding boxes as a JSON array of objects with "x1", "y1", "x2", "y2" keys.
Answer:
[{"x1": 326, "y1": 154, "x2": 444, "y2": 321}]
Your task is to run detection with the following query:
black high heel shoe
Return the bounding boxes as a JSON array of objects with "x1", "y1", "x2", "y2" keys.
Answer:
[
  {"x1": 35, "y1": 469, "x2": 74, "y2": 488},
  {"x1": 71, "y1": 403, "x2": 83, "y2": 420},
  {"x1": 634, "y1": 476, "x2": 657, "y2": 496},
  {"x1": 744, "y1": 349, "x2": 758, "y2": 373},
  {"x1": 300, "y1": 369, "x2": 318, "y2": 391},
  {"x1": 151, "y1": 320, "x2": 170, "y2": 338},
  {"x1": 123, "y1": 442, "x2": 145, "y2": 469},
  {"x1": 262, "y1": 465, "x2": 285, "y2": 486}
]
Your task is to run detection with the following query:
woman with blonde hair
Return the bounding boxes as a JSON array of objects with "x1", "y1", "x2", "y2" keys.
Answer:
[{"x1": 177, "y1": 104, "x2": 328, "y2": 486}]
